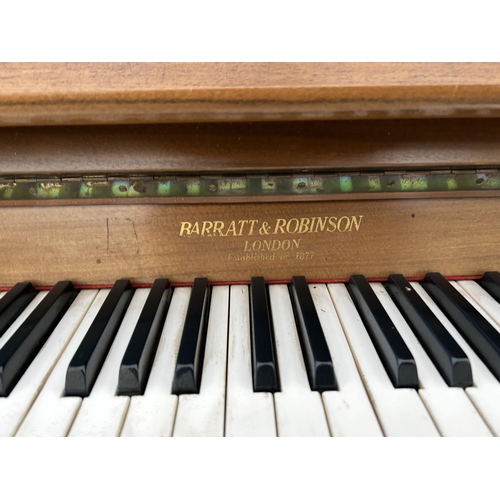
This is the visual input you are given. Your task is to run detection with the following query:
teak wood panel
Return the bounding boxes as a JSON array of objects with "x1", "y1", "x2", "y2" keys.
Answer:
[
  {"x1": 2, "y1": 63, "x2": 500, "y2": 125},
  {"x1": 3, "y1": 118, "x2": 500, "y2": 176},
  {"x1": 0, "y1": 198, "x2": 498, "y2": 286}
]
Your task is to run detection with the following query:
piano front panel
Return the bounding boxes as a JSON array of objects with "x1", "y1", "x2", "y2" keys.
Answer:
[{"x1": 1, "y1": 197, "x2": 499, "y2": 285}]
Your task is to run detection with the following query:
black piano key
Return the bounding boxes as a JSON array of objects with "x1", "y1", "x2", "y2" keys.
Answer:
[
  {"x1": 422, "y1": 272, "x2": 500, "y2": 382},
  {"x1": 0, "y1": 281, "x2": 77, "y2": 397},
  {"x1": 478, "y1": 272, "x2": 500, "y2": 303},
  {"x1": 118, "y1": 279, "x2": 173, "y2": 396},
  {"x1": 290, "y1": 276, "x2": 337, "y2": 391},
  {"x1": 172, "y1": 278, "x2": 210, "y2": 395},
  {"x1": 65, "y1": 279, "x2": 134, "y2": 397},
  {"x1": 0, "y1": 282, "x2": 37, "y2": 337},
  {"x1": 347, "y1": 275, "x2": 418, "y2": 389},
  {"x1": 386, "y1": 274, "x2": 472, "y2": 388},
  {"x1": 250, "y1": 277, "x2": 279, "y2": 393}
]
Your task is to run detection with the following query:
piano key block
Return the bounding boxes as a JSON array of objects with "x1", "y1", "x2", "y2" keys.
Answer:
[
  {"x1": 347, "y1": 275, "x2": 418, "y2": 389},
  {"x1": 411, "y1": 282, "x2": 500, "y2": 436},
  {"x1": 225, "y1": 285, "x2": 277, "y2": 437},
  {"x1": 386, "y1": 274, "x2": 472, "y2": 388},
  {"x1": 121, "y1": 287, "x2": 191, "y2": 437},
  {"x1": 173, "y1": 286, "x2": 229, "y2": 437},
  {"x1": 0, "y1": 290, "x2": 97, "y2": 436},
  {"x1": 172, "y1": 278, "x2": 210, "y2": 395},
  {"x1": 17, "y1": 290, "x2": 111, "y2": 437},
  {"x1": 249, "y1": 277, "x2": 279, "y2": 393},
  {"x1": 0, "y1": 281, "x2": 77, "y2": 397},
  {"x1": 455, "y1": 280, "x2": 500, "y2": 331},
  {"x1": 2, "y1": 273, "x2": 500, "y2": 436},
  {"x1": 0, "y1": 282, "x2": 37, "y2": 338},
  {"x1": 68, "y1": 289, "x2": 148, "y2": 437},
  {"x1": 65, "y1": 279, "x2": 133, "y2": 397},
  {"x1": 422, "y1": 273, "x2": 500, "y2": 382},
  {"x1": 269, "y1": 285, "x2": 330, "y2": 437},
  {"x1": 309, "y1": 284, "x2": 382, "y2": 437},
  {"x1": 118, "y1": 279, "x2": 172, "y2": 396},
  {"x1": 290, "y1": 276, "x2": 336, "y2": 391},
  {"x1": 328, "y1": 284, "x2": 439, "y2": 437},
  {"x1": 373, "y1": 283, "x2": 491, "y2": 436}
]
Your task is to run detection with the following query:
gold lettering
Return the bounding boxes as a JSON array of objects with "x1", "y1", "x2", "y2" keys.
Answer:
[
  {"x1": 298, "y1": 218, "x2": 310, "y2": 234},
  {"x1": 180, "y1": 214, "x2": 364, "y2": 240},
  {"x1": 282, "y1": 239, "x2": 290, "y2": 250},
  {"x1": 179, "y1": 222, "x2": 192, "y2": 236},
  {"x1": 248, "y1": 220, "x2": 259, "y2": 235},
  {"x1": 271, "y1": 240, "x2": 281, "y2": 250},
  {"x1": 237, "y1": 220, "x2": 249, "y2": 236},
  {"x1": 286, "y1": 218, "x2": 299, "y2": 234},
  {"x1": 315, "y1": 216, "x2": 328, "y2": 232},
  {"x1": 338, "y1": 216, "x2": 350, "y2": 232},
  {"x1": 252, "y1": 240, "x2": 262, "y2": 251},
  {"x1": 213, "y1": 221, "x2": 225, "y2": 236},
  {"x1": 273, "y1": 219, "x2": 287, "y2": 234},
  {"x1": 350, "y1": 215, "x2": 363, "y2": 231},
  {"x1": 225, "y1": 221, "x2": 237, "y2": 236},
  {"x1": 327, "y1": 217, "x2": 337, "y2": 232},
  {"x1": 244, "y1": 240, "x2": 251, "y2": 251},
  {"x1": 201, "y1": 221, "x2": 213, "y2": 236},
  {"x1": 308, "y1": 217, "x2": 317, "y2": 233},
  {"x1": 191, "y1": 221, "x2": 200, "y2": 235},
  {"x1": 292, "y1": 239, "x2": 300, "y2": 249}
]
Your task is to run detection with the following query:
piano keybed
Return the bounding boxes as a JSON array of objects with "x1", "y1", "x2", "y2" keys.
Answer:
[{"x1": 1, "y1": 272, "x2": 500, "y2": 437}]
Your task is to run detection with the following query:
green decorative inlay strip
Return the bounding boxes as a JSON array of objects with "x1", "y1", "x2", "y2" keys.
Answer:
[{"x1": 1, "y1": 170, "x2": 499, "y2": 201}]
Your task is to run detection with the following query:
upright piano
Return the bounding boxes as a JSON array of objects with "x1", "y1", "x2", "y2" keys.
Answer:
[{"x1": 1, "y1": 63, "x2": 500, "y2": 436}]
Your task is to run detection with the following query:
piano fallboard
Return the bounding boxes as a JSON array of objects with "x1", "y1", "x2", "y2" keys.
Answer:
[{"x1": 0, "y1": 197, "x2": 498, "y2": 285}]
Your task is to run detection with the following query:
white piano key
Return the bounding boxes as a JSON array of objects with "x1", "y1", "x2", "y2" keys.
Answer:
[
  {"x1": 173, "y1": 285, "x2": 229, "y2": 437},
  {"x1": 309, "y1": 284, "x2": 383, "y2": 437},
  {"x1": 455, "y1": 280, "x2": 500, "y2": 330},
  {"x1": 412, "y1": 281, "x2": 500, "y2": 436},
  {"x1": 68, "y1": 289, "x2": 149, "y2": 437},
  {"x1": 17, "y1": 289, "x2": 110, "y2": 437},
  {"x1": 0, "y1": 291, "x2": 48, "y2": 350},
  {"x1": 120, "y1": 287, "x2": 190, "y2": 437},
  {"x1": 225, "y1": 285, "x2": 277, "y2": 437},
  {"x1": 0, "y1": 291, "x2": 6, "y2": 299},
  {"x1": 327, "y1": 283, "x2": 439, "y2": 437},
  {"x1": 372, "y1": 283, "x2": 491, "y2": 437},
  {"x1": 269, "y1": 284, "x2": 330, "y2": 437},
  {"x1": 0, "y1": 290, "x2": 98, "y2": 436}
]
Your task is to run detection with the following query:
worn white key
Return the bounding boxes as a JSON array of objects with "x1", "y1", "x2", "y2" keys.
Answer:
[
  {"x1": 225, "y1": 285, "x2": 276, "y2": 437},
  {"x1": 372, "y1": 283, "x2": 491, "y2": 437},
  {"x1": 309, "y1": 284, "x2": 383, "y2": 437},
  {"x1": 17, "y1": 289, "x2": 110, "y2": 436},
  {"x1": 412, "y1": 281, "x2": 500, "y2": 435},
  {"x1": 455, "y1": 280, "x2": 500, "y2": 330},
  {"x1": 173, "y1": 286, "x2": 229, "y2": 437},
  {"x1": 0, "y1": 291, "x2": 6, "y2": 299},
  {"x1": 120, "y1": 287, "x2": 190, "y2": 437},
  {"x1": 327, "y1": 283, "x2": 439, "y2": 437},
  {"x1": 269, "y1": 284, "x2": 330, "y2": 437},
  {"x1": 68, "y1": 289, "x2": 149, "y2": 437},
  {"x1": 0, "y1": 290, "x2": 97, "y2": 436}
]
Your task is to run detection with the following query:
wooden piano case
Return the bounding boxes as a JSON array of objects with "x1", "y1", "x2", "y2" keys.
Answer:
[{"x1": 0, "y1": 63, "x2": 499, "y2": 286}]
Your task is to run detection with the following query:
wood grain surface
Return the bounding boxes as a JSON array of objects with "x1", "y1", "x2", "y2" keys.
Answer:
[
  {"x1": 2, "y1": 118, "x2": 500, "y2": 176},
  {"x1": 2, "y1": 63, "x2": 500, "y2": 126},
  {"x1": 1, "y1": 198, "x2": 498, "y2": 286}
]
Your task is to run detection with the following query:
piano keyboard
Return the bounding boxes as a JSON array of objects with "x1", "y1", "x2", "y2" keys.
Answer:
[{"x1": 1, "y1": 272, "x2": 500, "y2": 437}]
